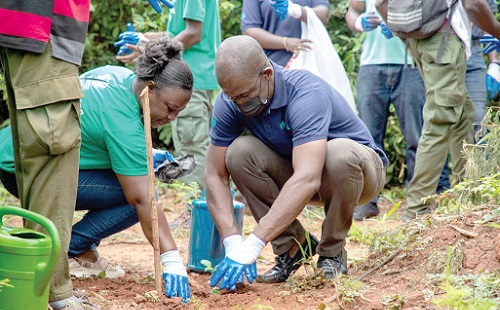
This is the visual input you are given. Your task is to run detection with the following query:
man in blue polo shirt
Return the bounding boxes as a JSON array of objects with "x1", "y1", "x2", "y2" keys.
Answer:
[{"x1": 206, "y1": 35, "x2": 388, "y2": 289}]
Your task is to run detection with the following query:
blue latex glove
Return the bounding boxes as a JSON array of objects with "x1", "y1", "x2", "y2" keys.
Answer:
[
  {"x1": 269, "y1": 0, "x2": 301, "y2": 21},
  {"x1": 487, "y1": 62, "x2": 500, "y2": 100},
  {"x1": 379, "y1": 22, "x2": 393, "y2": 39},
  {"x1": 355, "y1": 12, "x2": 381, "y2": 32},
  {"x1": 114, "y1": 31, "x2": 149, "y2": 56},
  {"x1": 481, "y1": 34, "x2": 500, "y2": 54},
  {"x1": 152, "y1": 148, "x2": 175, "y2": 170},
  {"x1": 146, "y1": 0, "x2": 174, "y2": 13},
  {"x1": 270, "y1": 0, "x2": 288, "y2": 21},
  {"x1": 221, "y1": 234, "x2": 258, "y2": 287},
  {"x1": 210, "y1": 234, "x2": 265, "y2": 290},
  {"x1": 210, "y1": 258, "x2": 251, "y2": 290},
  {"x1": 163, "y1": 272, "x2": 190, "y2": 303},
  {"x1": 161, "y1": 250, "x2": 190, "y2": 303}
]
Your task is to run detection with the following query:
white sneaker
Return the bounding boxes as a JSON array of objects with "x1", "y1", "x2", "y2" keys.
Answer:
[{"x1": 69, "y1": 257, "x2": 125, "y2": 279}]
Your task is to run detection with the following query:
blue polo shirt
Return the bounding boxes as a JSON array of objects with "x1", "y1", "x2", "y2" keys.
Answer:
[
  {"x1": 210, "y1": 61, "x2": 388, "y2": 166},
  {"x1": 241, "y1": 0, "x2": 330, "y2": 66}
]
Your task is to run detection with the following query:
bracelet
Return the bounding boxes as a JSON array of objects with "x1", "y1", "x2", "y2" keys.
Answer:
[{"x1": 283, "y1": 36, "x2": 290, "y2": 52}]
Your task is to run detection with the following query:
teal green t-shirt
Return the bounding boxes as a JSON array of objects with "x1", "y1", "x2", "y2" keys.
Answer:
[
  {"x1": 0, "y1": 126, "x2": 15, "y2": 174},
  {"x1": 360, "y1": 29, "x2": 413, "y2": 66},
  {"x1": 79, "y1": 65, "x2": 148, "y2": 176},
  {"x1": 359, "y1": 0, "x2": 412, "y2": 66},
  {"x1": 167, "y1": 0, "x2": 221, "y2": 90}
]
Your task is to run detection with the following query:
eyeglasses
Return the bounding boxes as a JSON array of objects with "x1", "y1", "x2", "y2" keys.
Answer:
[{"x1": 222, "y1": 65, "x2": 268, "y2": 105}]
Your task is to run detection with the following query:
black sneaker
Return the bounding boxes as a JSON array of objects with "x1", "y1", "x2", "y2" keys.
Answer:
[
  {"x1": 317, "y1": 250, "x2": 348, "y2": 279},
  {"x1": 256, "y1": 233, "x2": 319, "y2": 283},
  {"x1": 353, "y1": 201, "x2": 379, "y2": 221}
]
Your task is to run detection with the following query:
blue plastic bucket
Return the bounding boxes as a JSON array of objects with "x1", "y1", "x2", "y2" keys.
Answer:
[{"x1": 187, "y1": 191, "x2": 245, "y2": 273}]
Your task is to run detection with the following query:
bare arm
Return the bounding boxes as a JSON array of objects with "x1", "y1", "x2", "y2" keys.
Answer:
[
  {"x1": 375, "y1": 0, "x2": 388, "y2": 21},
  {"x1": 117, "y1": 174, "x2": 177, "y2": 254},
  {"x1": 174, "y1": 18, "x2": 203, "y2": 50},
  {"x1": 487, "y1": 50, "x2": 499, "y2": 63},
  {"x1": 253, "y1": 139, "x2": 326, "y2": 242},
  {"x1": 345, "y1": 0, "x2": 366, "y2": 33},
  {"x1": 462, "y1": 0, "x2": 500, "y2": 39},
  {"x1": 305, "y1": 5, "x2": 330, "y2": 25},
  {"x1": 205, "y1": 143, "x2": 241, "y2": 238}
]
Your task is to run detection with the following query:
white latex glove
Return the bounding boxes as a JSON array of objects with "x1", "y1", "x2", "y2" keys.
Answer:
[
  {"x1": 287, "y1": 0, "x2": 302, "y2": 19},
  {"x1": 161, "y1": 249, "x2": 187, "y2": 277},
  {"x1": 226, "y1": 234, "x2": 266, "y2": 265},
  {"x1": 223, "y1": 234, "x2": 244, "y2": 254}
]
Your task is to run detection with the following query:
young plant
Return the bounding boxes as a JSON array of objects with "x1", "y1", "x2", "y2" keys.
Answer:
[
  {"x1": 431, "y1": 247, "x2": 500, "y2": 310},
  {"x1": 293, "y1": 231, "x2": 318, "y2": 279}
]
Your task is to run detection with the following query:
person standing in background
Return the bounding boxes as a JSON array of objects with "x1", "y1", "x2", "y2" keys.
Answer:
[
  {"x1": 376, "y1": 0, "x2": 500, "y2": 221},
  {"x1": 345, "y1": 0, "x2": 450, "y2": 220},
  {"x1": 0, "y1": 1, "x2": 172, "y2": 308},
  {"x1": 467, "y1": 0, "x2": 499, "y2": 137},
  {"x1": 241, "y1": 0, "x2": 330, "y2": 67},
  {"x1": 0, "y1": 2, "x2": 93, "y2": 308}
]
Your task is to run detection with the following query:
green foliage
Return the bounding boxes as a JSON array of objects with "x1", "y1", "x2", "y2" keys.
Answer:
[
  {"x1": 200, "y1": 259, "x2": 215, "y2": 273},
  {"x1": 82, "y1": 1, "x2": 169, "y2": 73},
  {"x1": 164, "y1": 180, "x2": 202, "y2": 203},
  {"x1": 432, "y1": 247, "x2": 500, "y2": 310},
  {"x1": 220, "y1": 1, "x2": 243, "y2": 40}
]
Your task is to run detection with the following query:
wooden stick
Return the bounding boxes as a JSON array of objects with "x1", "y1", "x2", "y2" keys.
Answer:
[
  {"x1": 356, "y1": 249, "x2": 401, "y2": 282},
  {"x1": 140, "y1": 86, "x2": 162, "y2": 293}
]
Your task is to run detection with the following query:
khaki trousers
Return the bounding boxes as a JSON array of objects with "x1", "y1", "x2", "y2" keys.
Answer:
[
  {"x1": 406, "y1": 34, "x2": 474, "y2": 217},
  {"x1": 171, "y1": 89, "x2": 213, "y2": 190},
  {"x1": 226, "y1": 136, "x2": 385, "y2": 257},
  {"x1": 0, "y1": 44, "x2": 82, "y2": 301}
]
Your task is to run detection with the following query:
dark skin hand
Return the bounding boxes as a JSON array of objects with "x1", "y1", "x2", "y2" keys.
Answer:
[
  {"x1": 243, "y1": 5, "x2": 329, "y2": 53},
  {"x1": 345, "y1": 0, "x2": 381, "y2": 33}
]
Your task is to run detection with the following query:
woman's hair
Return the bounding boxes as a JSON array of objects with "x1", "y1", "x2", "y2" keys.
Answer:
[{"x1": 135, "y1": 37, "x2": 193, "y2": 91}]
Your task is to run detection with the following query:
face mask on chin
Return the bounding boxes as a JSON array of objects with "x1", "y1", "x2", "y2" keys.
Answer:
[{"x1": 236, "y1": 79, "x2": 270, "y2": 117}]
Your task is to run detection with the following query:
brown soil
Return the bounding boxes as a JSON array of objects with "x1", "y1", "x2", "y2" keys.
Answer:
[{"x1": 5, "y1": 189, "x2": 500, "y2": 309}]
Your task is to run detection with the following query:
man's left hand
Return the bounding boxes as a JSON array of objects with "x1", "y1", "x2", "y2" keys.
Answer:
[
  {"x1": 210, "y1": 234, "x2": 265, "y2": 290},
  {"x1": 487, "y1": 62, "x2": 500, "y2": 100},
  {"x1": 146, "y1": 0, "x2": 174, "y2": 13}
]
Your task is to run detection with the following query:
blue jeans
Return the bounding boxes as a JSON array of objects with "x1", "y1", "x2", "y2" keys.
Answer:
[
  {"x1": 68, "y1": 170, "x2": 139, "y2": 257},
  {"x1": 357, "y1": 64, "x2": 450, "y2": 202},
  {"x1": 466, "y1": 44, "x2": 487, "y2": 136}
]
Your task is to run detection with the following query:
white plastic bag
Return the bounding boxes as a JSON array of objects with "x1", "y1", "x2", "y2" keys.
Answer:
[{"x1": 286, "y1": 7, "x2": 357, "y2": 113}]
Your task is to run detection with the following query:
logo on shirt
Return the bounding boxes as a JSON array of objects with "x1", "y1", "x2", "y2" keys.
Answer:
[
  {"x1": 279, "y1": 121, "x2": 290, "y2": 131},
  {"x1": 211, "y1": 117, "x2": 217, "y2": 128}
]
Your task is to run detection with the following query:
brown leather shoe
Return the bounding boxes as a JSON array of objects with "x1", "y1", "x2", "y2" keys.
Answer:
[{"x1": 256, "y1": 233, "x2": 319, "y2": 283}]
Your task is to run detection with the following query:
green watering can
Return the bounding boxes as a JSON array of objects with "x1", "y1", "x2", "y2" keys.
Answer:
[{"x1": 0, "y1": 206, "x2": 61, "y2": 310}]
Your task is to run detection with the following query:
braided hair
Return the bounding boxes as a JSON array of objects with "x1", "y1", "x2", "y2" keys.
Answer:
[{"x1": 135, "y1": 37, "x2": 193, "y2": 91}]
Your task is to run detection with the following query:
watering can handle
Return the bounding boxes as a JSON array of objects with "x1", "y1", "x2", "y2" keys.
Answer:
[{"x1": 0, "y1": 206, "x2": 61, "y2": 296}]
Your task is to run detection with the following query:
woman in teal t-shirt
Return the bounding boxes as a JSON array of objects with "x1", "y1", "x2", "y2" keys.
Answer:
[{"x1": 0, "y1": 37, "x2": 193, "y2": 303}]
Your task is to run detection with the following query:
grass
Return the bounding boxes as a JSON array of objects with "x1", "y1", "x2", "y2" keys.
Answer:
[{"x1": 431, "y1": 247, "x2": 500, "y2": 310}]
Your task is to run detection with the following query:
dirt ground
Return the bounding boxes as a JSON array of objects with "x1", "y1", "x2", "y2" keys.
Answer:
[{"x1": 3, "y1": 188, "x2": 500, "y2": 309}]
